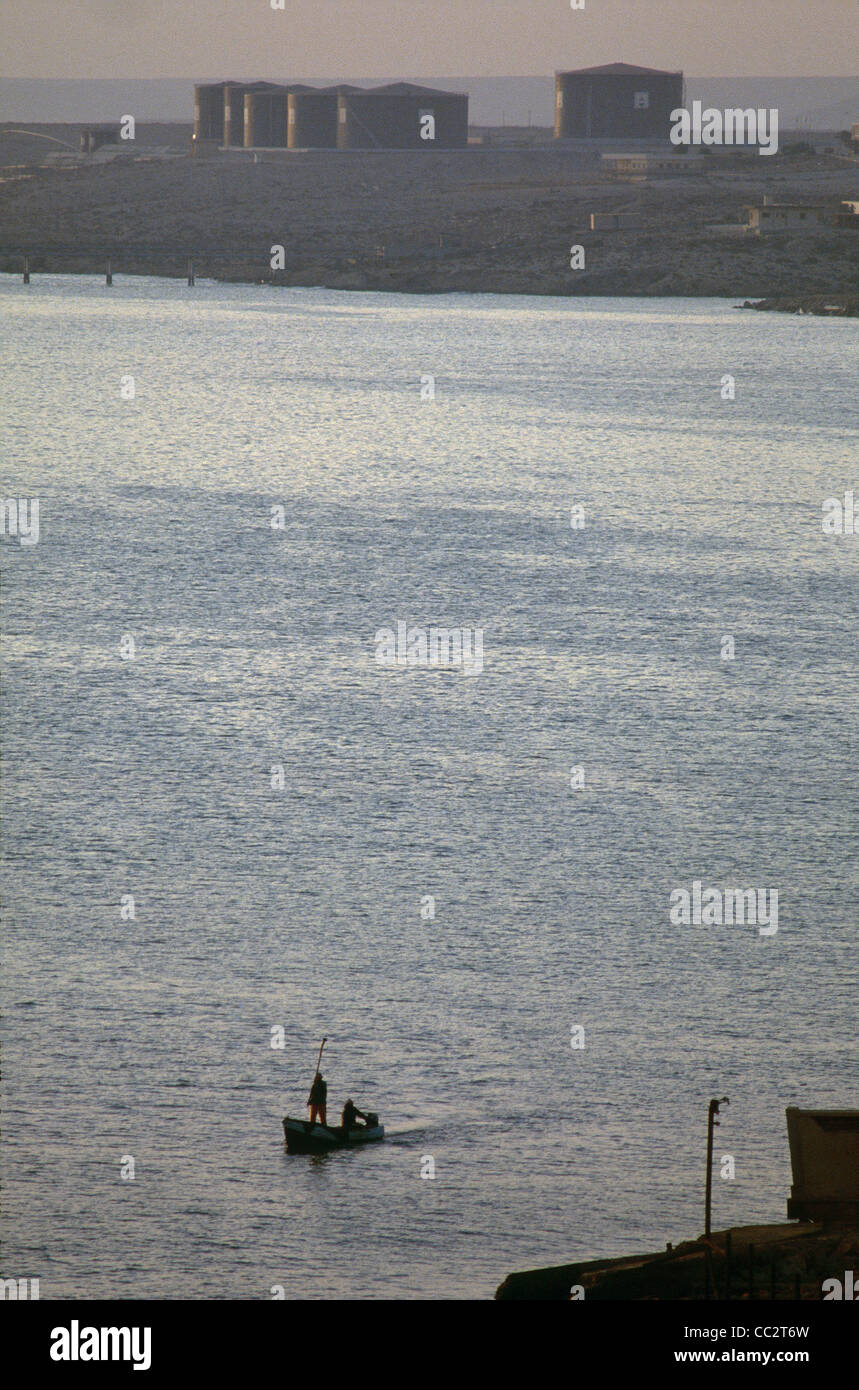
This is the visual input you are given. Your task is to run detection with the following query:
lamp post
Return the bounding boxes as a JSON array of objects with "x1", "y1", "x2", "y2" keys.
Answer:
[{"x1": 705, "y1": 1096, "x2": 730, "y2": 1238}]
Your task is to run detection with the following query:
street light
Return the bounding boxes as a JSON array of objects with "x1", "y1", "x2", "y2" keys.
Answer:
[{"x1": 705, "y1": 1096, "x2": 730, "y2": 1238}]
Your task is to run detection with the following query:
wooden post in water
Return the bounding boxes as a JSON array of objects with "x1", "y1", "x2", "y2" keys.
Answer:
[
  {"x1": 23, "y1": 254, "x2": 30, "y2": 284},
  {"x1": 106, "y1": 259, "x2": 113, "y2": 286},
  {"x1": 187, "y1": 257, "x2": 195, "y2": 286}
]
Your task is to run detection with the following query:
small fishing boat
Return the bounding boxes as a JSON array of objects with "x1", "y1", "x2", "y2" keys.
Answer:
[
  {"x1": 283, "y1": 1036, "x2": 384, "y2": 1154},
  {"x1": 283, "y1": 1115, "x2": 384, "y2": 1154}
]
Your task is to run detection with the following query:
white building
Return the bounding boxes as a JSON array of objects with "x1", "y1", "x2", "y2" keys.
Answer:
[{"x1": 745, "y1": 199, "x2": 828, "y2": 233}]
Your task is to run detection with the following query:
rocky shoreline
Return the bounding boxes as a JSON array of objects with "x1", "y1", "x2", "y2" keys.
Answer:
[
  {"x1": 496, "y1": 1222, "x2": 859, "y2": 1300},
  {"x1": 1, "y1": 143, "x2": 857, "y2": 302},
  {"x1": 739, "y1": 295, "x2": 859, "y2": 316}
]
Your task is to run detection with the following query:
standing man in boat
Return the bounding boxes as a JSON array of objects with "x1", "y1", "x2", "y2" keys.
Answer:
[{"x1": 307, "y1": 1071, "x2": 327, "y2": 1126}]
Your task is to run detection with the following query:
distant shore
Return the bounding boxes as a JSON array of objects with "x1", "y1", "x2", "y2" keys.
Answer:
[
  {"x1": 739, "y1": 295, "x2": 859, "y2": 316},
  {"x1": 1, "y1": 139, "x2": 857, "y2": 304}
]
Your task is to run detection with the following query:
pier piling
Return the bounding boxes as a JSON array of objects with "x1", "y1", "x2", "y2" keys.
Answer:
[{"x1": 23, "y1": 254, "x2": 30, "y2": 284}]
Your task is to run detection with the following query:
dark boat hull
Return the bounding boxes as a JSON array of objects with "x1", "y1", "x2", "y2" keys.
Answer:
[{"x1": 283, "y1": 1116, "x2": 385, "y2": 1154}]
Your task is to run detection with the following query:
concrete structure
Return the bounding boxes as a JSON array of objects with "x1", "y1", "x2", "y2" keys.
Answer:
[
  {"x1": 745, "y1": 199, "x2": 828, "y2": 233},
  {"x1": 555, "y1": 63, "x2": 684, "y2": 141},
  {"x1": 786, "y1": 1108, "x2": 859, "y2": 1223},
  {"x1": 835, "y1": 199, "x2": 859, "y2": 228},
  {"x1": 336, "y1": 83, "x2": 468, "y2": 149}
]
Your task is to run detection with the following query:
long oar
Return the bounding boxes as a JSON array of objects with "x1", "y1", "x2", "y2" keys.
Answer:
[{"x1": 312, "y1": 1036, "x2": 327, "y2": 1084}]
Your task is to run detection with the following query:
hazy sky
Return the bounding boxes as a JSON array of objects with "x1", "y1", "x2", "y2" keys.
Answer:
[{"x1": 2, "y1": 0, "x2": 857, "y2": 79}]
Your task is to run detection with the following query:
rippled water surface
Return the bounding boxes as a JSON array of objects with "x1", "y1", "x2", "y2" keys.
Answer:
[{"x1": 1, "y1": 277, "x2": 856, "y2": 1298}]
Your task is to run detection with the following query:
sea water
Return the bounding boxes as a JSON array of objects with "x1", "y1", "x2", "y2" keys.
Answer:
[{"x1": 1, "y1": 277, "x2": 856, "y2": 1298}]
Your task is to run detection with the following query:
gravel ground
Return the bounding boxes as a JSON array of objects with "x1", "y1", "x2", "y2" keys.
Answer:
[{"x1": 1, "y1": 138, "x2": 857, "y2": 298}]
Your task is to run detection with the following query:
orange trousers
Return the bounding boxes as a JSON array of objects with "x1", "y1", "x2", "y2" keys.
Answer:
[{"x1": 309, "y1": 1104, "x2": 327, "y2": 1125}]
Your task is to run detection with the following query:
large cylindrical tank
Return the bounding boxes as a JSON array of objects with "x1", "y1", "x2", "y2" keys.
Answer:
[
  {"x1": 243, "y1": 85, "x2": 293, "y2": 148},
  {"x1": 337, "y1": 84, "x2": 468, "y2": 149},
  {"x1": 287, "y1": 89, "x2": 346, "y2": 149},
  {"x1": 194, "y1": 83, "x2": 227, "y2": 143},
  {"x1": 555, "y1": 64, "x2": 684, "y2": 140}
]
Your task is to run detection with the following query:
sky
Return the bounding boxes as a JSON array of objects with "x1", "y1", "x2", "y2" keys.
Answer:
[{"x1": 1, "y1": 0, "x2": 857, "y2": 79}]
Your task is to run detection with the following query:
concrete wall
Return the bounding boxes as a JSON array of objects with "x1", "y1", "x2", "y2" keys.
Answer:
[
  {"x1": 786, "y1": 1108, "x2": 859, "y2": 1221},
  {"x1": 555, "y1": 71, "x2": 684, "y2": 140}
]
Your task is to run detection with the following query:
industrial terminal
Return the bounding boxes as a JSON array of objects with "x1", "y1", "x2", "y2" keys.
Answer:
[
  {"x1": 193, "y1": 66, "x2": 689, "y2": 152},
  {"x1": 193, "y1": 79, "x2": 469, "y2": 150},
  {"x1": 1, "y1": 59, "x2": 856, "y2": 306}
]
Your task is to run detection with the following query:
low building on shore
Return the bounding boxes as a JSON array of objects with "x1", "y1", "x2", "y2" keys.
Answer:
[
  {"x1": 745, "y1": 198, "x2": 829, "y2": 233},
  {"x1": 601, "y1": 151, "x2": 710, "y2": 177}
]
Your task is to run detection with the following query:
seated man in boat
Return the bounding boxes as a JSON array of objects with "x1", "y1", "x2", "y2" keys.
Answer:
[
  {"x1": 307, "y1": 1071, "x2": 327, "y2": 1126},
  {"x1": 340, "y1": 1098, "x2": 368, "y2": 1135}
]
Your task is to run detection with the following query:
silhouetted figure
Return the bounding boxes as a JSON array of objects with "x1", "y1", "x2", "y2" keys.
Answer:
[
  {"x1": 307, "y1": 1072, "x2": 327, "y2": 1126},
  {"x1": 340, "y1": 1098, "x2": 367, "y2": 1135}
]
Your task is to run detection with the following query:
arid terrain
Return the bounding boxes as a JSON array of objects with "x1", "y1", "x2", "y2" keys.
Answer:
[{"x1": 1, "y1": 124, "x2": 857, "y2": 300}]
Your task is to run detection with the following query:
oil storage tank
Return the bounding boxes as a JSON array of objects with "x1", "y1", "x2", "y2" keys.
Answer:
[
  {"x1": 554, "y1": 62, "x2": 684, "y2": 140},
  {"x1": 222, "y1": 81, "x2": 276, "y2": 146},
  {"x1": 287, "y1": 86, "x2": 360, "y2": 149},
  {"x1": 336, "y1": 82, "x2": 468, "y2": 149},
  {"x1": 244, "y1": 84, "x2": 312, "y2": 148},
  {"x1": 194, "y1": 82, "x2": 227, "y2": 142}
]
